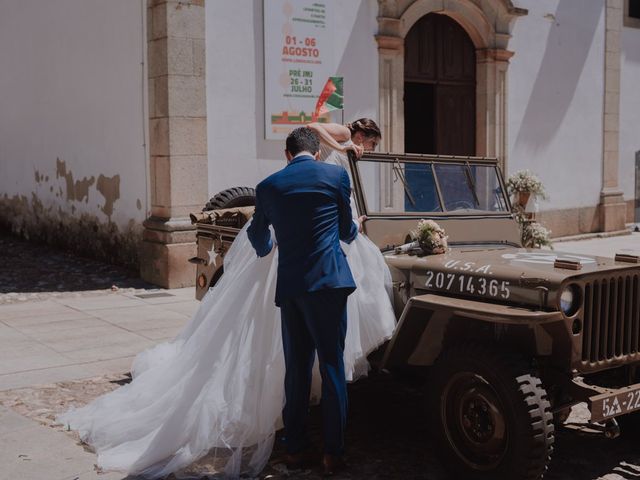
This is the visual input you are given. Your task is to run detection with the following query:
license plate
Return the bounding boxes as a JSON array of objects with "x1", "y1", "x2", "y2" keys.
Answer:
[{"x1": 590, "y1": 383, "x2": 640, "y2": 422}]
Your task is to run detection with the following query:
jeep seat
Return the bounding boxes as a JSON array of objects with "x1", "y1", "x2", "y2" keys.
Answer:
[{"x1": 189, "y1": 206, "x2": 255, "y2": 228}]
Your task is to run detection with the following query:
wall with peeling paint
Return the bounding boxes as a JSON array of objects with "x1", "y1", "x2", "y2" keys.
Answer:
[{"x1": 0, "y1": 0, "x2": 148, "y2": 267}]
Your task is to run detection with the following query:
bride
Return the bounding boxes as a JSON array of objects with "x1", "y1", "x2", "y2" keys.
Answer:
[{"x1": 58, "y1": 118, "x2": 395, "y2": 478}]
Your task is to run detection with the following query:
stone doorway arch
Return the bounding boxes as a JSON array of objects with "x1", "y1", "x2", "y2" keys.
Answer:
[{"x1": 376, "y1": 0, "x2": 527, "y2": 170}]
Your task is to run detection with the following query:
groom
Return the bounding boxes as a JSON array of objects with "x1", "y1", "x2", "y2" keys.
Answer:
[{"x1": 247, "y1": 127, "x2": 358, "y2": 475}]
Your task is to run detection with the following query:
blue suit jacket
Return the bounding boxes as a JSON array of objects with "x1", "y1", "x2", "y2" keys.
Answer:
[{"x1": 247, "y1": 155, "x2": 358, "y2": 306}]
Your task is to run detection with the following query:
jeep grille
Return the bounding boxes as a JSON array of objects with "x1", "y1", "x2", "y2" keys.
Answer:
[{"x1": 582, "y1": 273, "x2": 640, "y2": 365}]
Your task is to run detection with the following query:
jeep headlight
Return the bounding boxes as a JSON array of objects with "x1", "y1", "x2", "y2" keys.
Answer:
[{"x1": 560, "y1": 284, "x2": 580, "y2": 316}]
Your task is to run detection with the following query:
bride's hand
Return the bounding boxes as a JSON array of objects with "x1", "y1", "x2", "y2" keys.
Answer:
[
  {"x1": 344, "y1": 144, "x2": 364, "y2": 158},
  {"x1": 357, "y1": 215, "x2": 367, "y2": 233}
]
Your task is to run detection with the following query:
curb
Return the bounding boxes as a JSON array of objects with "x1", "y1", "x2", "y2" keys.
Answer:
[{"x1": 552, "y1": 229, "x2": 632, "y2": 243}]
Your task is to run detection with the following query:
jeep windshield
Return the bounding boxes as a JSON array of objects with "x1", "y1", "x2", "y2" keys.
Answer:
[{"x1": 351, "y1": 154, "x2": 510, "y2": 216}]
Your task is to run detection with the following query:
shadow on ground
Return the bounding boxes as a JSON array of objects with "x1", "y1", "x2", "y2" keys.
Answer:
[
  {"x1": 0, "y1": 233, "x2": 154, "y2": 294},
  {"x1": 6, "y1": 366, "x2": 640, "y2": 479},
  {"x1": 260, "y1": 373, "x2": 640, "y2": 480}
]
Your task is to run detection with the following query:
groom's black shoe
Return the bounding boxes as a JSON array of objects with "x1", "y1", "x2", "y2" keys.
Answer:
[
  {"x1": 284, "y1": 450, "x2": 318, "y2": 470},
  {"x1": 322, "y1": 454, "x2": 347, "y2": 477}
]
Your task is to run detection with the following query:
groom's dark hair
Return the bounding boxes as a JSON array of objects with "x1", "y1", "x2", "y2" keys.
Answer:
[{"x1": 286, "y1": 127, "x2": 320, "y2": 157}]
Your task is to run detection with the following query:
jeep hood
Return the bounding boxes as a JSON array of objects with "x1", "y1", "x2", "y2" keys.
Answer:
[{"x1": 385, "y1": 246, "x2": 640, "y2": 311}]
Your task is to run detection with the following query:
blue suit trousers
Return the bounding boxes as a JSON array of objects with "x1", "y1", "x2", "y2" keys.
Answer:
[{"x1": 279, "y1": 288, "x2": 350, "y2": 456}]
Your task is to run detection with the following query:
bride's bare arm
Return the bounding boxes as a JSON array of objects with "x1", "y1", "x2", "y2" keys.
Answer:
[{"x1": 306, "y1": 122, "x2": 350, "y2": 152}]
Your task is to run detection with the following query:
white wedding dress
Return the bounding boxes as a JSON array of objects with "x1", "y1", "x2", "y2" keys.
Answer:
[{"x1": 58, "y1": 147, "x2": 396, "y2": 478}]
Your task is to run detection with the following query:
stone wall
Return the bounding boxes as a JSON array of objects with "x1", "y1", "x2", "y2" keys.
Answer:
[{"x1": 0, "y1": 0, "x2": 148, "y2": 270}]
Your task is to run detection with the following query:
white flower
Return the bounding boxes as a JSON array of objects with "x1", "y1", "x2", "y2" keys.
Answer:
[
  {"x1": 522, "y1": 222, "x2": 552, "y2": 249},
  {"x1": 411, "y1": 219, "x2": 448, "y2": 253},
  {"x1": 506, "y1": 170, "x2": 548, "y2": 199}
]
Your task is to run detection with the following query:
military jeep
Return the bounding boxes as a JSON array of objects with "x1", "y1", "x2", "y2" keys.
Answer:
[{"x1": 190, "y1": 153, "x2": 640, "y2": 480}]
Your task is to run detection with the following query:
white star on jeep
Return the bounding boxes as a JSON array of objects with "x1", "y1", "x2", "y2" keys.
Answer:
[{"x1": 207, "y1": 246, "x2": 218, "y2": 265}]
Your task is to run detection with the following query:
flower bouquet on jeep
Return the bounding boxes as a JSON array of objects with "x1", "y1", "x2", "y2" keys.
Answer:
[{"x1": 410, "y1": 219, "x2": 448, "y2": 255}]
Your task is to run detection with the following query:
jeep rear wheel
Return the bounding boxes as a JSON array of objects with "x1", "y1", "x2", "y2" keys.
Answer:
[{"x1": 428, "y1": 344, "x2": 554, "y2": 480}]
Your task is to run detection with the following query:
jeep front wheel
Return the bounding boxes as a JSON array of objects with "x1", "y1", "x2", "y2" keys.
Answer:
[{"x1": 428, "y1": 344, "x2": 554, "y2": 480}]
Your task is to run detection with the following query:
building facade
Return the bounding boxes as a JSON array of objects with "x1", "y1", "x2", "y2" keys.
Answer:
[{"x1": 0, "y1": 0, "x2": 639, "y2": 287}]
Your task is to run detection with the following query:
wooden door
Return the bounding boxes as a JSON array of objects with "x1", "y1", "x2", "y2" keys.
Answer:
[{"x1": 404, "y1": 14, "x2": 476, "y2": 156}]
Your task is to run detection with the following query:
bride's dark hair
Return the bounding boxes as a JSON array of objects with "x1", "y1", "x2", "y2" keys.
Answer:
[{"x1": 346, "y1": 118, "x2": 381, "y2": 139}]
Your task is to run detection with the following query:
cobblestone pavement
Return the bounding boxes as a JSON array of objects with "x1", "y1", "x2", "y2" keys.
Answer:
[
  {"x1": 2, "y1": 372, "x2": 640, "y2": 480},
  {"x1": 0, "y1": 233, "x2": 155, "y2": 304}
]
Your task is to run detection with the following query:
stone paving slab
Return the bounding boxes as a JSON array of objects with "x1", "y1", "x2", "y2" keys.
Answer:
[
  {"x1": 0, "y1": 357, "x2": 134, "y2": 396},
  {"x1": 85, "y1": 304, "x2": 189, "y2": 329},
  {"x1": 0, "y1": 322, "x2": 31, "y2": 341},
  {"x1": 53, "y1": 295, "x2": 148, "y2": 311},
  {"x1": 0, "y1": 309, "x2": 95, "y2": 327},
  {"x1": 0, "y1": 405, "x2": 32, "y2": 436},
  {"x1": 9, "y1": 316, "x2": 108, "y2": 335},
  {"x1": 0, "y1": 300, "x2": 79, "y2": 320},
  {"x1": 0, "y1": 346, "x2": 73, "y2": 377},
  {"x1": 0, "y1": 365, "x2": 102, "y2": 392},
  {"x1": 0, "y1": 406, "x2": 127, "y2": 480},
  {"x1": 0, "y1": 290, "x2": 192, "y2": 392},
  {"x1": 159, "y1": 301, "x2": 201, "y2": 317},
  {"x1": 26, "y1": 324, "x2": 149, "y2": 351},
  {"x1": 76, "y1": 357, "x2": 136, "y2": 378},
  {"x1": 0, "y1": 236, "x2": 194, "y2": 478},
  {"x1": 135, "y1": 326, "x2": 183, "y2": 341},
  {"x1": 58, "y1": 339, "x2": 159, "y2": 364}
]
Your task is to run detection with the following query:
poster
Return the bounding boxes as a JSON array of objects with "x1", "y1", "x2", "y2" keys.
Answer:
[{"x1": 264, "y1": 0, "x2": 336, "y2": 140}]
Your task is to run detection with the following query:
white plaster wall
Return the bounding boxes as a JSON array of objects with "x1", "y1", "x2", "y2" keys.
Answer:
[
  {"x1": 205, "y1": 0, "x2": 379, "y2": 196},
  {"x1": 508, "y1": 0, "x2": 605, "y2": 211},
  {"x1": 620, "y1": 25, "x2": 640, "y2": 215},
  {"x1": 0, "y1": 0, "x2": 148, "y2": 228}
]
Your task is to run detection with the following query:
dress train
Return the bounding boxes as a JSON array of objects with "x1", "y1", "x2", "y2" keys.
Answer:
[{"x1": 59, "y1": 222, "x2": 396, "y2": 478}]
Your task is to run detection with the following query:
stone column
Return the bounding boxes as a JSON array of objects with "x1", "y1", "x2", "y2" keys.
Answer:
[
  {"x1": 476, "y1": 49, "x2": 513, "y2": 173},
  {"x1": 376, "y1": 32, "x2": 405, "y2": 211},
  {"x1": 376, "y1": 36, "x2": 404, "y2": 155},
  {"x1": 140, "y1": 0, "x2": 208, "y2": 288},
  {"x1": 599, "y1": 0, "x2": 626, "y2": 232}
]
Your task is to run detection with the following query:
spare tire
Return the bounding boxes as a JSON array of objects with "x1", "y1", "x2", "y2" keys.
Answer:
[{"x1": 204, "y1": 186, "x2": 256, "y2": 211}]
